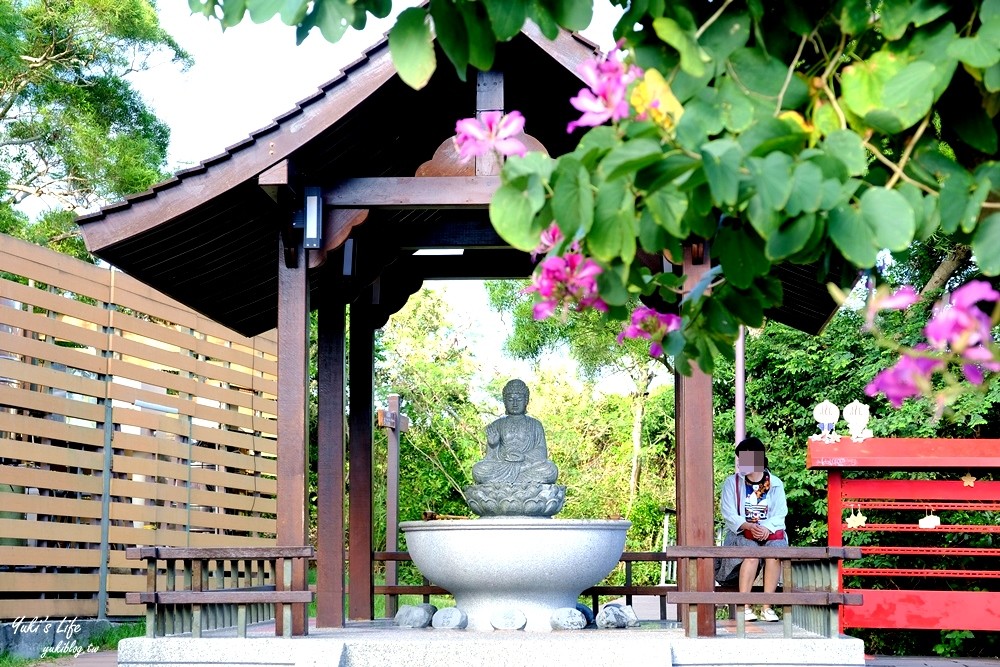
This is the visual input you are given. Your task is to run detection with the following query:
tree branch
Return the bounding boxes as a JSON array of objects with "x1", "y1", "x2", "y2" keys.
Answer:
[
  {"x1": 863, "y1": 140, "x2": 938, "y2": 196},
  {"x1": 776, "y1": 35, "x2": 808, "y2": 114},
  {"x1": 885, "y1": 114, "x2": 930, "y2": 189}
]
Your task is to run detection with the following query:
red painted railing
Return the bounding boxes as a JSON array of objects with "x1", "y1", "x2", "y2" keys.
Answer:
[{"x1": 808, "y1": 437, "x2": 1000, "y2": 632}]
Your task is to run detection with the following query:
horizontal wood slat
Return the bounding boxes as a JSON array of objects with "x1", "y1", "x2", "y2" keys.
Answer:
[
  {"x1": 126, "y1": 546, "x2": 313, "y2": 559},
  {"x1": 0, "y1": 384, "x2": 105, "y2": 422},
  {"x1": 0, "y1": 546, "x2": 103, "y2": 567},
  {"x1": 126, "y1": 590, "x2": 312, "y2": 605},
  {"x1": 1, "y1": 234, "x2": 278, "y2": 619},
  {"x1": 0, "y1": 600, "x2": 97, "y2": 619}
]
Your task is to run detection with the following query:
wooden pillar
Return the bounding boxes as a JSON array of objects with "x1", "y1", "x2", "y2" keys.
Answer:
[
  {"x1": 348, "y1": 285, "x2": 375, "y2": 620},
  {"x1": 378, "y1": 394, "x2": 409, "y2": 618},
  {"x1": 276, "y1": 234, "x2": 310, "y2": 636},
  {"x1": 675, "y1": 244, "x2": 716, "y2": 637},
  {"x1": 316, "y1": 278, "x2": 346, "y2": 627}
]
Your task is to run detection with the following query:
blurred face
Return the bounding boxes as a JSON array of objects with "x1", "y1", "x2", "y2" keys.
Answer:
[
  {"x1": 504, "y1": 391, "x2": 527, "y2": 415},
  {"x1": 736, "y1": 450, "x2": 765, "y2": 475}
]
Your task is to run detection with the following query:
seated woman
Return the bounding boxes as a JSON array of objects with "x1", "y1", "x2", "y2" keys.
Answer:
[
  {"x1": 472, "y1": 379, "x2": 558, "y2": 485},
  {"x1": 716, "y1": 436, "x2": 788, "y2": 622}
]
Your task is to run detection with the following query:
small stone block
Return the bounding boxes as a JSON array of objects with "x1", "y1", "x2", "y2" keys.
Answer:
[
  {"x1": 490, "y1": 608, "x2": 527, "y2": 631},
  {"x1": 431, "y1": 607, "x2": 468, "y2": 630},
  {"x1": 394, "y1": 605, "x2": 433, "y2": 628},
  {"x1": 550, "y1": 607, "x2": 587, "y2": 630},
  {"x1": 596, "y1": 604, "x2": 630, "y2": 629},
  {"x1": 621, "y1": 605, "x2": 641, "y2": 627},
  {"x1": 575, "y1": 602, "x2": 595, "y2": 625},
  {"x1": 418, "y1": 603, "x2": 438, "y2": 618}
]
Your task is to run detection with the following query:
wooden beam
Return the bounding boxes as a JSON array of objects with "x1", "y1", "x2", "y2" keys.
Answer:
[
  {"x1": 316, "y1": 284, "x2": 346, "y2": 627},
  {"x1": 675, "y1": 244, "x2": 715, "y2": 638},
  {"x1": 325, "y1": 176, "x2": 500, "y2": 209},
  {"x1": 402, "y1": 251, "x2": 535, "y2": 279},
  {"x1": 276, "y1": 232, "x2": 310, "y2": 636},
  {"x1": 348, "y1": 288, "x2": 375, "y2": 621},
  {"x1": 375, "y1": 213, "x2": 505, "y2": 249}
]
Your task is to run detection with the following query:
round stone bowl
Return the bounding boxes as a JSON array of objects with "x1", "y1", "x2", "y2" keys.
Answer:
[{"x1": 400, "y1": 518, "x2": 630, "y2": 632}]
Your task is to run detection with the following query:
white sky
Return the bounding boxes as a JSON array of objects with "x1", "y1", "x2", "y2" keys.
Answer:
[{"x1": 124, "y1": 3, "x2": 640, "y2": 395}]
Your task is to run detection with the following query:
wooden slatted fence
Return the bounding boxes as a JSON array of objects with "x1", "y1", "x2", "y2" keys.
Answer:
[{"x1": 0, "y1": 233, "x2": 278, "y2": 619}]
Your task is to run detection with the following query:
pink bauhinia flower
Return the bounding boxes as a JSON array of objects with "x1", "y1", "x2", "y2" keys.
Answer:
[
  {"x1": 453, "y1": 111, "x2": 528, "y2": 163},
  {"x1": 924, "y1": 280, "x2": 1000, "y2": 354},
  {"x1": 531, "y1": 222, "x2": 564, "y2": 260},
  {"x1": 523, "y1": 252, "x2": 607, "y2": 319},
  {"x1": 864, "y1": 285, "x2": 918, "y2": 331},
  {"x1": 567, "y1": 51, "x2": 641, "y2": 133},
  {"x1": 617, "y1": 305, "x2": 682, "y2": 358},
  {"x1": 865, "y1": 347, "x2": 945, "y2": 408}
]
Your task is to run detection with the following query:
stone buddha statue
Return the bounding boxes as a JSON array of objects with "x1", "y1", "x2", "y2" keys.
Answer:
[
  {"x1": 472, "y1": 379, "x2": 558, "y2": 485},
  {"x1": 466, "y1": 379, "x2": 565, "y2": 517}
]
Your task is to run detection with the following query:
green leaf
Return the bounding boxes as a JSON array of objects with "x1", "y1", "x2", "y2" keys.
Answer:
[
  {"x1": 652, "y1": 17, "x2": 708, "y2": 78},
  {"x1": 639, "y1": 208, "x2": 668, "y2": 253},
  {"x1": 279, "y1": 0, "x2": 308, "y2": 25},
  {"x1": 880, "y1": 0, "x2": 949, "y2": 41},
  {"x1": 985, "y1": 0, "x2": 1000, "y2": 22},
  {"x1": 747, "y1": 193, "x2": 780, "y2": 239},
  {"x1": 973, "y1": 213, "x2": 1000, "y2": 276},
  {"x1": 389, "y1": 8, "x2": 436, "y2": 89},
  {"x1": 880, "y1": 60, "x2": 937, "y2": 129},
  {"x1": 952, "y1": 105, "x2": 999, "y2": 155},
  {"x1": 590, "y1": 178, "x2": 629, "y2": 261},
  {"x1": 221, "y1": 0, "x2": 248, "y2": 26},
  {"x1": 482, "y1": 0, "x2": 527, "y2": 40},
  {"x1": 718, "y1": 77, "x2": 755, "y2": 133},
  {"x1": 704, "y1": 299, "x2": 739, "y2": 337},
  {"x1": 896, "y1": 182, "x2": 927, "y2": 240},
  {"x1": 457, "y1": 1, "x2": 495, "y2": 70},
  {"x1": 490, "y1": 183, "x2": 544, "y2": 251},
  {"x1": 822, "y1": 130, "x2": 867, "y2": 177},
  {"x1": 767, "y1": 213, "x2": 816, "y2": 260},
  {"x1": 948, "y1": 35, "x2": 1000, "y2": 68},
  {"x1": 503, "y1": 152, "x2": 554, "y2": 181},
  {"x1": 635, "y1": 152, "x2": 700, "y2": 193},
  {"x1": 596, "y1": 268, "x2": 629, "y2": 307},
  {"x1": 719, "y1": 287, "x2": 765, "y2": 328},
  {"x1": 748, "y1": 152, "x2": 793, "y2": 212},
  {"x1": 962, "y1": 176, "x2": 993, "y2": 234},
  {"x1": 786, "y1": 161, "x2": 824, "y2": 216},
  {"x1": 247, "y1": 0, "x2": 282, "y2": 23},
  {"x1": 715, "y1": 225, "x2": 769, "y2": 289},
  {"x1": 860, "y1": 187, "x2": 914, "y2": 251},
  {"x1": 551, "y1": 158, "x2": 593, "y2": 240},
  {"x1": 985, "y1": 63, "x2": 1000, "y2": 93},
  {"x1": 699, "y1": 11, "x2": 749, "y2": 71},
  {"x1": 600, "y1": 138, "x2": 663, "y2": 182},
  {"x1": 700, "y1": 139, "x2": 743, "y2": 207},
  {"x1": 312, "y1": 0, "x2": 354, "y2": 42},
  {"x1": 728, "y1": 47, "x2": 809, "y2": 109},
  {"x1": 645, "y1": 185, "x2": 689, "y2": 237},
  {"x1": 938, "y1": 171, "x2": 972, "y2": 234},
  {"x1": 836, "y1": 0, "x2": 871, "y2": 35},
  {"x1": 529, "y1": 1, "x2": 559, "y2": 38},
  {"x1": 828, "y1": 204, "x2": 878, "y2": 267},
  {"x1": 551, "y1": 0, "x2": 592, "y2": 31},
  {"x1": 430, "y1": 0, "x2": 469, "y2": 80}
]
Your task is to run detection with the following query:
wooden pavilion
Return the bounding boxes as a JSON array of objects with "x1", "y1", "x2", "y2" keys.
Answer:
[{"x1": 76, "y1": 25, "x2": 844, "y2": 637}]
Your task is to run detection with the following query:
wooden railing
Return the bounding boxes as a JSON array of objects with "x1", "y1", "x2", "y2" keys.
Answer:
[
  {"x1": 125, "y1": 547, "x2": 314, "y2": 637},
  {"x1": 374, "y1": 546, "x2": 862, "y2": 638}
]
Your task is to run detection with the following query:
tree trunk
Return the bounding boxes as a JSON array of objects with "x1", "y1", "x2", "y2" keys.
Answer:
[
  {"x1": 921, "y1": 244, "x2": 972, "y2": 298},
  {"x1": 626, "y1": 365, "x2": 655, "y2": 518}
]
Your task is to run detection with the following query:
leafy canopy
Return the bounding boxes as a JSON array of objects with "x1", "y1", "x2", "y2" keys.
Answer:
[
  {"x1": 1, "y1": 0, "x2": 189, "y2": 259},
  {"x1": 200, "y1": 0, "x2": 1000, "y2": 384}
]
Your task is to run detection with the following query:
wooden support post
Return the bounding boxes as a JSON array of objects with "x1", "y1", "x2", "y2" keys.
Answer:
[
  {"x1": 277, "y1": 233, "x2": 310, "y2": 636},
  {"x1": 675, "y1": 244, "x2": 716, "y2": 637},
  {"x1": 476, "y1": 71, "x2": 503, "y2": 177},
  {"x1": 378, "y1": 394, "x2": 409, "y2": 618},
  {"x1": 316, "y1": 285, "x2": 347, "y2": 627},
  {"x1": 348, "y1": 286, "x2": 376, "y2": 620}
]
